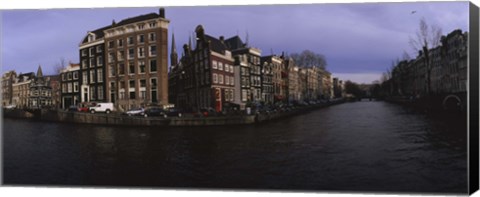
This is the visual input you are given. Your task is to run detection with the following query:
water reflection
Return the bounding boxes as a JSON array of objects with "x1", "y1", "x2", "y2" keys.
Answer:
[{"x1": 3, "y1": 101, "x2": 467, "y2": 193}]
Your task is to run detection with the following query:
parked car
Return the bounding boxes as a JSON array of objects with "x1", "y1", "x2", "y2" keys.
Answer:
[
  {"x1": 89, "y1": 103, "x2": 114, "y2": 114},
  {"x1": 66, "y1": 105, "x2": 79, "y2": 112},
  {"x1": 143, "y1": 107, "x2": 165, "y2": 118},
  {"x1": 78, "y1": 102, "x2": 95, "y2": 112},
  {"x1": 199, "y1": 108, "x2": 217, "y2": 117},
  {"x1": 125, "y1": 108, "x2": 144, "y2": 116},
  {"x1": 164, "y1": 108, "x2": 183, "y2": 118},
  {"x1": 4, "y1": 104, "x2": 16, "y2": 109}
]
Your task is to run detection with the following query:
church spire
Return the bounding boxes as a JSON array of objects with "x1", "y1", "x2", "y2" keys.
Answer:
[
  {"x1": 36, "y1": 65, "x2": 43, "y2": 78},
  {"x1": 170, "y1": 32, "x2": 178, "y2": 66}
]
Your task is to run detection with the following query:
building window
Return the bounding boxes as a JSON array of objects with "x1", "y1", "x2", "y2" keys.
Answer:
[
  {"x1": 213, "y1": 73, "x2": 218, "y2": 83},
  {"x1": 117, "y1": 50, "x2": 125, "y2": 61},
  {"x1": 225, "y1": 76, "x2": 230, "y2": 85},
  {"x1": 138, "y1": 24, "x2": 145, "y2": 30},
  {"x1": 108, "y1": 53, "x2": 115, "y2": 63},
  {"x1": 67, "y1": 72, "x2": 72, "y2": 80},
  {"x1": 108, "y1": 41, "x2": 114, "y2": 49},
  {"x1": 128, "y1": 36, "x2": 134, "y2": 45},
  {"x1": 81, "y1": 49, "x2": 87, "y2": 57},
  {"x1": 97, "y1": 69, "x2": 103, "y2": 82},
  {"x1": 150, "y1": 59, "x2": 157, "y2": 72},
  {"x1": 219, "y1": 74, "x2": 224, "y2": 84},
  {"x1": 138, "y1": 47, "x2": 145, "y2": 58},
  {"x1": 218, "y1": 62, "x2": 223, "y2": 71},
  {"x1": 138, "y1": 34, "x2": 145, "y2": 44},
  {"x1": 90, "y1": 70, "x2": 95, "y2": 83},
  {"x1": 129, "y1": 80, "x2": 135, "y2": 89},
  {"x1": 74, "y1": 82, "x2": 79, "y2": 92},
  {"x1": 82, "y1": 59, "x2": 87, "y2": 68},
  {"x1": 118, "y1": 63, "x2": 125, "y2": 75},
  {"x1": 98, "y1": 86, "x2": 104, "y2": 100},
  {"x1": 149, "y1": 22, "x2": 156, "y2": 28},
  {"x1": 97, "y1": 56, "x2": 103, "y2": 66},
  {"x1": 97, "y1": 45, "x2": 102, "y2": 53},
  {"x1": 151, "y1": 78, "x2": 157, "y2": 88},
  {"x1": 149, "y1": 33, "x2": 156, "y2": 42},
  {"x1": 128, "y1": 48, "x2": 134, "y2": 59},
  {"x1": 149, "y1": 45, "x2": 157, "y2": 56},
  {"x1": 109, "y1": 65, "x2": 115, "y2": 77},
  {"x1": 83, "y1": 72, "x2": 88, "y2": 84},
  {"x1": 62, "y1": 73, "x2": 66, "y2": 81},
  {"x1": 118, "y1": 39, "x2": 123, "y2": 48},
  {"x1": 225, "y1": 64, "x2": 229, "y2": 72},
  {"x1": 90, "y1": 58, "x2": 95, "y2": 67},
  {"x1": 139, "y1": 61, "x2": 145, "y2": 73},
  {"x1": 230, "y1": 76, "x2": 234, "y2": 86},
  {"x1": 212, "y1": 61, "x2": 218, "y2": 69},
  {"x1": 140, "y1": 79, "x2": 146, "y2": 88},
  {"x1": 129, "y1": 62, "x2": 135, "y2": 74},
  {"x1": 62, "y1": 84, "x2": 66, "y2": 93},
  {"x1": 67, "y1": 83, "x2": 72, "y2": 93}
]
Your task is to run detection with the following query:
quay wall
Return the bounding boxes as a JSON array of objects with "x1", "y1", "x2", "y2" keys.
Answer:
[{"x1": 3, "y1": 100, "x2": 345, "y2": 127}]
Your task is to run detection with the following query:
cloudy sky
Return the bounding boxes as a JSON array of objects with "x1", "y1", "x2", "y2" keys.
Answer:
[{"x1": 1, "y1": 1, "x2": 469, "y2": 84}]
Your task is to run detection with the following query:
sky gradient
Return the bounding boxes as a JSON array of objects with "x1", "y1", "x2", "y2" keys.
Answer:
[{"x1": 1, "y1": 2, "x2": 469, "y2": 83}]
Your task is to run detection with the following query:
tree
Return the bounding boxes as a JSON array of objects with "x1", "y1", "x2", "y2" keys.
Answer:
[
  {"x1": 54, "y1": 57, "x2": 67, "y2": 74},
  {"x1": 344, "y1": 80, "x2": 364, "y2": 98},
  {"x1": 408, "y1": 17, "x2": 442, "y2": 95},
  {"x1": 289, "y1": 50, "x2": 327, "y2": 69}
]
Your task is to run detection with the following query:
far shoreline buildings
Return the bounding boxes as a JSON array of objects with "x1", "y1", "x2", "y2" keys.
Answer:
[{"x1": 2, "y1": 8, "x2": 467, "y2": 113}]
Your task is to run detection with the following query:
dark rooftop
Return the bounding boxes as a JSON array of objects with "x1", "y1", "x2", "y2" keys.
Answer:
[
  {"x1": 204, "y1": 34, "x2": 228, "y2": 54},
  {"x1": 224, "y1": 36, "x2": 245, "y2": 50}
]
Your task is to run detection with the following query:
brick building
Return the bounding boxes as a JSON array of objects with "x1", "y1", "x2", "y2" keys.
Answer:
[
  {"x1": 1, "y1": 70, "x2": 17, "y2": 107},
  {"x1": 60, "y1": 63, "x2": 81, "y2": 109}
]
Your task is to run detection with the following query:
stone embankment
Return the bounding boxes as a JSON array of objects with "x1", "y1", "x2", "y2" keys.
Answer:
[{"x1": 3, "y1": 99, "x2": 345, "y2": 127}]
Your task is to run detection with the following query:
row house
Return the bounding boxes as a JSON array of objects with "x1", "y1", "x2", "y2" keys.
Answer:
[
  {"x1": 225, "y1": 36, "x2": 262, "y2": 109},
  {"x1": 79, "y1": 25, "x2": 108, "y2": 105},
  {"x1": 282, "y1": 56, "x2": 294, "y2": 103},
  {"x1": 78, "y1": 8, "x2": 170, "y2": 111},
  {"x1": 260, "y1": 56, "x2": 277, "y2": 104},
  {"x1": 2, "y1": 70, "x2": 17, "y2": 106},
  {"x1": 389, "y1": 29, "x2": 468, "y2": 97},
  {"x1": 287, "y1": 63, "x2": 301, "y2": 102},
  {"x1": 47, "y1": 75, "x2": 61, "y2": 109},
  {"x1": 12, "y1": 72, "x2": 35, "y2": 109},
  {"x1": 60, "y1": 63, "x2": 81, "y2": 108},
  {"x1": 317, "y1": 68, "x2": 333, "y2": 100},
  {"x1": 440, "y1": 30, "x2": 468, "y2": 93},
  {"x1": 169, "y1": 25, "x2": 235, "y2": 112},
  {"x1": 29, "y1": 66, "x2": 53, "y2": 108}
]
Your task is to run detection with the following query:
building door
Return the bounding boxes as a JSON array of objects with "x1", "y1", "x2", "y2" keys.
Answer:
[
  {"x1": 151, "y1": 90, "x2": 157, "y2": 103},
  {"x1": 110, "y1": 93, "x2": 115, "y2": 104},
  {"x1": 215, "y1": 88, "x2": 222, "y2": 112}
]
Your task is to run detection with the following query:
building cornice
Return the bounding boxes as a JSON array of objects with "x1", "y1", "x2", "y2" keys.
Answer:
[{"x1": 79, "y1": 39, "x2": 104, "y2": 49}]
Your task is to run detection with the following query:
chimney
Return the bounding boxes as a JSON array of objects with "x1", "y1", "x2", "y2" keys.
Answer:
[{"x1": 159, "y1": 8, "x2": 165, "y2": 18}]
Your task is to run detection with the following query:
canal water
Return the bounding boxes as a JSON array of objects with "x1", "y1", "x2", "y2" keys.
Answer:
[{"x1": 2, "y1": 101, "x2": 467, "y2": 194}]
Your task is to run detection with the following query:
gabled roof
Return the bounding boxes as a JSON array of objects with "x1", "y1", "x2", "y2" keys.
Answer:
[
  {"x1": 204, "y1": 34, "x2": 228, "y2": 54},
  {"x1": 17, "y1": 72, "x2": 35, "y2": 82},
  {"x1": 224, "y1": 36, "x2": 245, "y2": 50},
  {"x1": 81, "y1": 25, "x2": 111, "y2": 44}
]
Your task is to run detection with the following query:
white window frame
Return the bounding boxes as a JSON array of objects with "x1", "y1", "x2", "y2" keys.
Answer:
[{"x1": 213, "y1": 73, "x2": 218, "y2": 83}]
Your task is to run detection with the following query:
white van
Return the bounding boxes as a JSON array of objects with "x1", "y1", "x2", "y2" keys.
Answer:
[{"x1": 89, "y1": 103, "x2": 114, "y2": 114}]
